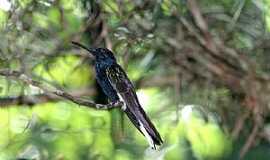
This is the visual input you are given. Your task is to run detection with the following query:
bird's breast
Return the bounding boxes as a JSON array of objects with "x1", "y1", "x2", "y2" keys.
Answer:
[{"x1": 95, "y1": 63, "x2": 110, "y2": 75}]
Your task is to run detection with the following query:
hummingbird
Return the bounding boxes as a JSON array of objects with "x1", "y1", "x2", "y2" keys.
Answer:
[{"x1": 72, "y1": 41, "x2": 163, "y2": 149}]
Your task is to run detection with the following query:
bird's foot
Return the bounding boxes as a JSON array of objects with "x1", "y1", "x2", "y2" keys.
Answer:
[{"x1": 109, "y1": 101, "x2": 124, "y2": 108}]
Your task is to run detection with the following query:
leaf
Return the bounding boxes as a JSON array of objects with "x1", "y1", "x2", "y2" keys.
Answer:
[{"x1": 17, "y1": 145, "x2": 40, "y2": 160}]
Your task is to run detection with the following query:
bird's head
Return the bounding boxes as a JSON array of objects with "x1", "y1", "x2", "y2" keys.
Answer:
[
  {"x1": 90, "y1": 48, "x2": 116, "y2": 62},
  {"x1": 72, "y1": 41, "x2": 116, "y2": 63}
]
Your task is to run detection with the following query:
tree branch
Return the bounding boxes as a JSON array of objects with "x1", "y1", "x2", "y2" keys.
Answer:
[
  {"x1": 0, "y1": 88, "x2": 96, "y2": 107},
  {"x1": 0, "y1": 69, "x2": 123, "y2": 110}
]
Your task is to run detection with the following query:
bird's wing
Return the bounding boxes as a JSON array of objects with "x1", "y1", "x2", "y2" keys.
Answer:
[{"x1": 105, "y1": 64, "x2": 162, "y2": 148}]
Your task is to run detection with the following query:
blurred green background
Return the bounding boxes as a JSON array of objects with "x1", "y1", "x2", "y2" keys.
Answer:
[{"x1": 1, "y1": 0, "x2": 270, "y2": 160}]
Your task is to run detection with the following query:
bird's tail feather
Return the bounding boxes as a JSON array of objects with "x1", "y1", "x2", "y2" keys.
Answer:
[{"x1": 124, "y1": 106, "x2": 163, "y2": 149}]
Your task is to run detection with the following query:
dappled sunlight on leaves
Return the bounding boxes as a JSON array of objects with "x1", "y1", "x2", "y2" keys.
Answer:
[{"x1": 1, "y1": 0, "x2": 269, "y2": 159}]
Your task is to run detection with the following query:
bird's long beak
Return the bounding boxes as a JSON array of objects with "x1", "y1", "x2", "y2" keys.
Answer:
[{"x1": 72, "y1": 41, "x2": 97, "y2": 56}]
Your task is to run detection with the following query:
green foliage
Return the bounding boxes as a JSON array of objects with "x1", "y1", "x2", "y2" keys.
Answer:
[
  {"x1": 0, "y1": 0, "x2": 269, "y2": 159},
  {"x1": 0, "y1": 10, "x2": 7, "y2": 28},
  {"x1": 0, "y1": 90, "x2": 231, "y2": 160},
  {"x1": 34, "y1": 55, "x2": 92, "y2": 88}
]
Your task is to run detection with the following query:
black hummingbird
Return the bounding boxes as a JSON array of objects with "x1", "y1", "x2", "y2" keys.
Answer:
[{"x1": 72, "y1": 41, "x2": 163, "y2": 149}]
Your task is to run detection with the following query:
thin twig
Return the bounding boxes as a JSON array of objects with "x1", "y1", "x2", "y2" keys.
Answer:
[
  {"x1": 240, "y1": 122, "x2": 259, "y2": 159},
  {"x1": 185, "y1": 0, "x2": 249, "y2": 74},
  {"x1": 0, "y1": 69, "x2": 123, "y2": 110},
  {"x1": 0, "y1": 88, "x2": 96, "y2": 107},
  {"x1": 231, "y1": 111, "x2": 250, "y2": 139}
]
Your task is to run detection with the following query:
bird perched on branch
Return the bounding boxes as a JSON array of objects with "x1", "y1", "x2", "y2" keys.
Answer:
[{"x1": 72, "y1": 41, "x2": 163, "y2": 149}]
